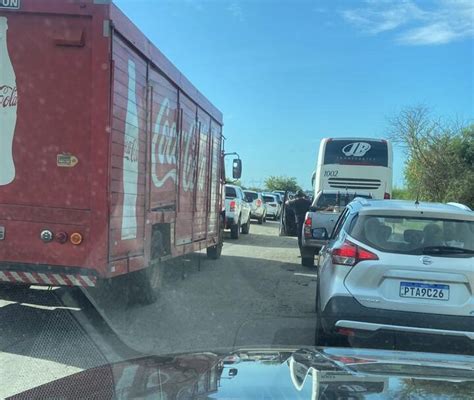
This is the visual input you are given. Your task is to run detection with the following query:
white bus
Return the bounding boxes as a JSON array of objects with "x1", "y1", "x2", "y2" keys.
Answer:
[{"x1": 313, "y1": 138, "x2": 393, "y2": 199}]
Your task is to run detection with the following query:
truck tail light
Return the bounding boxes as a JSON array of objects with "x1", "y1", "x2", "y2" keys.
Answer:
[
  {"x1": 304, "y1": 215, "x2": 312, "y2": 238},
  {"x1": 331, "y1": 240, "x2": 378, "y2": 266},
  {"x1": 229, "y1": 200, "x2": 236, "y2": 212},
  {"x1": 256, "y1": 199, "x2": 262, "y2": 207},
  {"x1": 70, "y1": 232, "x2": 83, "y2": 246},
  {"x1": 384, "y1": 192, "x2": 391, "y2": 199},
  {"x1": 56, "y1": 232, "x2": 68, "y2": 244}
]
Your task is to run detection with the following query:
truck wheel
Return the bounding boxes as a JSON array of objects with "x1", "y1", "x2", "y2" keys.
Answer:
[
  {"x1": 207, "y1": 244, "x2": 222, "y2": 259},
  {"x1": 128, "y1": 263, "x2": 161, "y2": 305},
  {"x1": 207, "y1": 217, "x2": 224, "y2": 260},
  {"x1": 241, "y1": 219, "x2": 250, "y2": 234},
  {"x1": 257, "y1": 216, "x2": 263, "y2": 225},
  {"x1": 230, "y1": 219, "x2": 240, "y2": 239},
  {"x1": 301, "y1": 256, "x2": 314, "y2": 267}
]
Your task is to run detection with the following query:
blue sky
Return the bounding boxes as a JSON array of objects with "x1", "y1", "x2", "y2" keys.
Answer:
[{"x1": 115, "y1": 0, "x2": 473, "y2": 189}]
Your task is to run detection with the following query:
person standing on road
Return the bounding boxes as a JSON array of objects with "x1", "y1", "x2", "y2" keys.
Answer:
[{"x1": 287, "y1": 190, "x2": 312, "y2": 249}]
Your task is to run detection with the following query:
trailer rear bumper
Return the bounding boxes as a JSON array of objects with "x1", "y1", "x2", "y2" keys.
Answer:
[{"x1": 0, "y1": 262, "x2": 99, "y2": 287}]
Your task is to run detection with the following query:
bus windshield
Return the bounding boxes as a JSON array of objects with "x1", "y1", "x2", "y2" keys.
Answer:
[{"x1": 324, "y1": 139, "x2": 388, "y2": 167}]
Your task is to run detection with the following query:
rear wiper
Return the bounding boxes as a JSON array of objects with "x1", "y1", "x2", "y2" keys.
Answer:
[{"x1": 421, "y1": 246, "x2": 474, "y2": 255}]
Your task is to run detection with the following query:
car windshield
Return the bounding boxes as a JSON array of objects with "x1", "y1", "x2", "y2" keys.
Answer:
[
  {"x1": 350, "y1": 215, "x2": 474, "y2": 255},
  {"x1": 1, "y1": 0, "x2": 473, "y2": 398}
]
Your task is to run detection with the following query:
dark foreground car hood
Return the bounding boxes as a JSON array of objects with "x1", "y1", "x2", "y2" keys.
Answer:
[{"x1": 9, "y1": 347, "x2": 474, "y2": 399}]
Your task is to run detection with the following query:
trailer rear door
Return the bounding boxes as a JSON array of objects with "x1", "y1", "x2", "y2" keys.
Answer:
[{"x1": 0, "y1": 12, "x2": 92, "y2": 210}]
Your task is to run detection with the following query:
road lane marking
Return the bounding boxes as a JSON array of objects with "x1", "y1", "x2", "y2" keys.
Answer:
[{"x1": 294, "y1": 273, "x2": 318, "y2": 278}]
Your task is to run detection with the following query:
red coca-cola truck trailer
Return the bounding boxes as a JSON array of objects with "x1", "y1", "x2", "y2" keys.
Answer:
[{"x1": 0, "y1": 0, "x2": 236, "y2": 302}]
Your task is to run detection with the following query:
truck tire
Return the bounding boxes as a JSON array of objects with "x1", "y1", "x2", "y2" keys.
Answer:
[
  {"x1": 257, "y1": 215, "x2": 263, "y2": 225},
  {"x1": 241, "y1": 219, "x2": 250, "y2": 234},
  {"x1": 128, "y1": 263, "x2": 161, "y2": 305},
  {"x1": 301, "y1": 256, "x2": 314, "y2": 267},
  {"x1": 207, "y1": 217, "x2": 224, "y2": 260},
  {"x1": 207, "y1": 243, "x2": 222, "y2": 259},
  {"x1": 230, "y1": 218, "x2": 240, "y2": 239}
]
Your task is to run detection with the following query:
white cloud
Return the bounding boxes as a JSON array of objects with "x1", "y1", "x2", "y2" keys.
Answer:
[{"x1": 342, "y1": 0, "x2": 474, "y2": 45}]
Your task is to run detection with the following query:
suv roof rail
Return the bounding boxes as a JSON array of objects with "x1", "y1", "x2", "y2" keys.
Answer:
[
  {"x1": 353, "y1": 197, "x2": 370, "y2": 206},
  {"x1": 447, "y1": 202, "x2": 472, "y2": 211}
]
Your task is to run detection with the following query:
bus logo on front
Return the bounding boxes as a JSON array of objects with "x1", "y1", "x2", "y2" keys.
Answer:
[
  {"x1": 342, "y1": 142, "x2": 371, "y2": 157},
  {"x1": 0, "y1": 0, "x2": 20, "y2": 10}
]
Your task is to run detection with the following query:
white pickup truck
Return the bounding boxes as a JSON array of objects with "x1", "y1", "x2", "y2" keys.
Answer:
[
  {"x1": 300, "y1": 190, "x2": 371, "y2": 266},
  {"x1": 224, "y1": 184, "x2": 252, "y2": 239}
]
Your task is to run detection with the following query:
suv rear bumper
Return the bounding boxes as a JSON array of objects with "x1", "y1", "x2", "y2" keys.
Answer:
[{"x1": 321, "y1": 297, "x2": 474, "y2": 341}]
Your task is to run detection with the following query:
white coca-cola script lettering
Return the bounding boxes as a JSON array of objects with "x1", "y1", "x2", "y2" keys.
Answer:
[
  {"x1": 0, "y1": 16, "x2": 18, "y2": 186},
  {"x1": 152, "y1": 98, "x2": 213, "y2": 193},
  {"x1": 152, "y1": 98, "x2": 177, "y2": 188},
  {"x1": 0, "y1": 85, "x2": 17, "y2": 107},
  {"x1": 181, "y1": 122, "x2": 196, "y2": 192}
]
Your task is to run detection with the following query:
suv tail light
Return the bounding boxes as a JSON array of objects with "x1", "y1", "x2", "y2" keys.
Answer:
[
  {"x1": 384, "y1": 192, "x2": 391, "y2": 199},
  {"x1": 230, "y1": 200, "x2": 236, "y2": 212},
  {"x1": 331, "y1": 240, "x2": 378, "y2": 266},
  {"x1": 256, "y1": 199, "x2": 262, "y2": 207},
  {"x1": 304, "y1": 214, "x2": 312, "y2": 238}
]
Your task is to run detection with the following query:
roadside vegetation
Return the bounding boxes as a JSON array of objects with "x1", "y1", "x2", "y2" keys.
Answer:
[{"x1": 390, "y1": 106, "x2": 474, "y2": 208}]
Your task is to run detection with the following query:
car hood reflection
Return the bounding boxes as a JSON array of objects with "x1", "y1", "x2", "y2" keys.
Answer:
[{"x1": 8, "y1": 347, "x2": 474, "y2": 399}]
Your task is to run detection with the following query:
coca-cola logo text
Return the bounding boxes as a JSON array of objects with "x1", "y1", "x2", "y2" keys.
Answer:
[
  {"x1": 0, "y1": 85, "x2": 17, "y2": 108},
  {"x1": 152, "y1": 98, "x2": 177, "y2": 188},
  {"x1": 152, "y1": 98, "x2": 213, "y2": 193}
]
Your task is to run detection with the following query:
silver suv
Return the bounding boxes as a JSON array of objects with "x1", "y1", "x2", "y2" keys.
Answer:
[
  {"x1": 244, "y1": 190, "x2": 267, "y2": 224},
  {"x1": 315, "y1": 199, "x2": 474, "y2": 346}
]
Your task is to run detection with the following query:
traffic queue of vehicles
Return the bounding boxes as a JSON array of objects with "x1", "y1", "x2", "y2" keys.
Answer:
[
  {"x1": 293, "y1": 138, "x2": 394, "y2": 266},
  {"x1": 223, "y1": 187, "x2": 287, "y2": 239},
  {"x1": 278, "y1": 137, "x2": 474, "y2": 347}
]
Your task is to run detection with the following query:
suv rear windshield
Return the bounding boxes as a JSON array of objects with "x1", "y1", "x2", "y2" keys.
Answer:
[
  {"x1": 225, "y1": 187, "x2": 237, "y2": 198},
  {"x1": 263, "y1": 195, "x2": 276, "y2": 203},
  {"x1": 350, "y1": 215, "x2": 474, "y2": 256},
  {"x1": 245, "y1": 192, "x2": 259, "y2": 201},
  {"x1": 315, "y1": 193, "x2": 371, "y2": 211}
]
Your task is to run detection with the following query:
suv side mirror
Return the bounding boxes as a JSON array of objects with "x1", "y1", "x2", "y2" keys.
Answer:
[
  {"x1": 312, "y1": 227, "x2": 328, "y2": 241},
  {"x1": 232, "y1": 159, "x2": 242, "y2": 179}
]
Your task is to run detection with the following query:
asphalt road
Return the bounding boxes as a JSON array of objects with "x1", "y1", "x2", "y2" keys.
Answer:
[
  {"x1": 1, "y1": 220, "x2": 472, "y2": 398},
  {"x1": 0, "y1": 221, "x2": 317, "y2": 398}
]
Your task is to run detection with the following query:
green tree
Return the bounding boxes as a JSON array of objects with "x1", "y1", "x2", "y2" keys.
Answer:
[
  {"x1": 389, "y1": 106, "x2": 474, "y2": 208},
  {"x1": 392, "y1": 186, "x2": 412, "y2": 200},
  {"x1": 264, "y1": 176, "x2": 301, "y2": 192}
]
